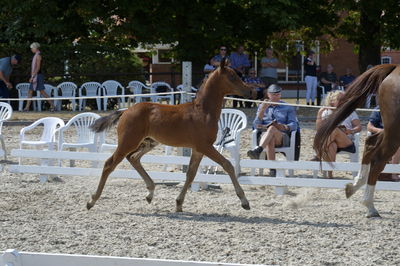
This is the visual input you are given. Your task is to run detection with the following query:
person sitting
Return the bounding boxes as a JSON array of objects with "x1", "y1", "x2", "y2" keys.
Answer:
[
  {"x1": 247, "y1": 84, "x2": 298, "y2": 177},
  {"x1": 203, "y1": 58, "x2": 216, "y2": 78},
  {"x1": 317, "y1": 64, "x2": 337, "y2": 106},
  {"x1": 339, "y1": 67, "x2": 356, "y2": 89},
  {"x1": 243, "y1": 68, "x2": 266, "y2": 107},
  {"x1": 314, "y1": 90, "x2": 361, "y2": 178},
  {"x1": 367, "y1": 107, "x2": 400, "y2": 181}
]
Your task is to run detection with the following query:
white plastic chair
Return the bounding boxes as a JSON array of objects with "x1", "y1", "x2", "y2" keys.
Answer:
[
  {"x1": 79, "y1": 82, "x2": 102, "y2": 111},
  {"x1": 215, "y1": 109, "x2": 248, "y2": 176},
  {"x1": 55, "y1": 82, "x2": 77, "y2": 111},
  {"x1": 102, "y1": 80, "x2": 125, "y2": 110},
  {"x1": 58, "y1": 112, "x2": 104, "y2": 166},
  {"x1": 150, "y1": 82, "x2": 174, "y2": 104},
  {"x1": 127, "y1": 81, "x2": 152, "y2": 103},
  {"x1": 36, "y1": 84, "x2": 57, "y2": 112},
  {"x1": 0, "y1": 102, "x2": 12, "y2": 160},
  {"x1": 16, "y1": 83, "x2": 37, "y2": 111},
  {"x1": 20, "y1": 117, "x2": 65, "y2": 150},
  {"x1": 251, "y1": 129, "x2": 297, "y2": 176},
  {"x1": 176, "y1": 84, "x2": 198, "y2": 104}
]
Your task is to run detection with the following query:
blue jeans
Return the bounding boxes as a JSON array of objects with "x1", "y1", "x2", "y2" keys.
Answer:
[{"x1": 0, "y1": 80, "x2": 10, "y2": 98}]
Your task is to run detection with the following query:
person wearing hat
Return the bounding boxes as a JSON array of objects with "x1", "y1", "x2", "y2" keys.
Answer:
[
  {"x1": 23, "y1": 42, "x2": 55, "y2": 111},
  {"x1": 0, "y1": 54, "x2": 21, "y2": 98},
  {"x1": 247, "y1": 84, "x2": 298, "y2": 177}
]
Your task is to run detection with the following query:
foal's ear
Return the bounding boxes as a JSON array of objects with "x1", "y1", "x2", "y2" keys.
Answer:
[{"x1": 220, "y1": 57, "x2": 227, "y2": 69}]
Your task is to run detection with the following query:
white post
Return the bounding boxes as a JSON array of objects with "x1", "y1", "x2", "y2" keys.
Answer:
[
  {"x1": 181, "y1": 62, "x2": 192, "y2": 173},
  {"x1": 182, "y1": 61, "x2": 192, "y2": 104}
]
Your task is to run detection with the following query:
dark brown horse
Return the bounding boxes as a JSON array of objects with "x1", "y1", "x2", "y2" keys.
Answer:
[
  {"x1": 314, "y1": 64, "x2": 400, "y2": 218},
  {"x1": 87, "y1": 58, "x2": 252, "y2": 212}
]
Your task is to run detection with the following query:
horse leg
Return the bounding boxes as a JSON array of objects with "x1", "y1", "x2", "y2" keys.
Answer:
[
  {"x1": 175, "y1": 150, "x2": 203, "y2": 212},
  {"x1": 125, "y1": 138, "x2": 158, "y2": 204},
  {"x1": 345, "y1": 132, "x2": 380, "y2": 198},
  {"x1": 201, "y1": 146, "x2": 250, "y2": 210},
  {"x1": 87, "y1": 149, "x2": 127, "y2": 210},
  {"x1": 363, "y1": 138, "x2": 400, "y2": 218}
]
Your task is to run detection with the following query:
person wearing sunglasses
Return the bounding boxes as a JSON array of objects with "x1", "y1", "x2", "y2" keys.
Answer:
[{"x1": 211, "y1": 46, "x2": 230, "y2": 67}]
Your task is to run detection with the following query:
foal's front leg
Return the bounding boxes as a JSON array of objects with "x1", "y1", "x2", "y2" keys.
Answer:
[
  {"x1": 176, "y1": 150, "x2": 203, "y2": 212},
  {"x1": 201, "y1": 146, "x2": 250, "y2": 210}
]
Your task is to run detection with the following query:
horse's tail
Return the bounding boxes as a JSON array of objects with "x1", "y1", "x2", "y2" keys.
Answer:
[
  {"x1": 313, "y1": 64, "x2": 397, "y2": 159},
  {"x1": 90, "y1": 110, "x2": 124, "y2": 133}
]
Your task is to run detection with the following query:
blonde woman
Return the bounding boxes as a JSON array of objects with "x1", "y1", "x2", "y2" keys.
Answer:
[
  {"x1": 24, "y1": 42, "x2": 55, "y2": 112},
  {"x1": 314, "y1": 90, "x2": 361, "y2": 178}
]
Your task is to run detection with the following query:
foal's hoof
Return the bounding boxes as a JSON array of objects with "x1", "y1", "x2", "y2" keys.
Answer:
[
  {"x1": 175, "y1": 206, "x2": 183, "y2": 212},
  {"x1": 242, "y1": 202, "x2": 251, "y2": 210},
  {"x1": 86, "y1": 202, "x2": 94, "y2": 210},
  {"x1": 145, "y1": 196, "x2": 152, "y2": 204},
  {"x1": 345, "y1": 183, "x2": 353, "y2": 198},
  {"x1": 366, "y1": 211, "x2": 381, "y2": 218}
]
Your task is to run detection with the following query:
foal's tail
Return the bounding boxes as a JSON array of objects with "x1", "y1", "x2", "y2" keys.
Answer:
[
  {"x1": 313, "y1": 64, "x2": 397, "y2": 159},
  {"x1": 90, "y1": 110, "x2": 124, "y2": 133}
]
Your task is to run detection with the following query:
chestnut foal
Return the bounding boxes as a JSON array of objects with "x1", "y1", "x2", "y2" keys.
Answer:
[
  {"x1": 87, "y1": 59, "x2": 252, "y2": 212},
  {"x1": 314, "y1": 64, "x2": 400, "y2": 217}
]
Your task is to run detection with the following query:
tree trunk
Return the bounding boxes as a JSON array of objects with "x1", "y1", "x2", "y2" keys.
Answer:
[{"x1": 358, "y1": 0, "x2": 382, "y2": 72}]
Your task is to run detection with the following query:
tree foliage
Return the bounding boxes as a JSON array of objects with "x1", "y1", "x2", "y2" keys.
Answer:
[{"x1": 1, "y1": 0, "x2": 399, "y2": 74}]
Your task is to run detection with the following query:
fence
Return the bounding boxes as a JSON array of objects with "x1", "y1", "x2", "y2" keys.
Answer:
[
  {"x1": 9, "y1": 149, "x2": 400, "y2": 194},
  {"x1": 0, "y1": 249, "x2": 261, "y2": 266}
]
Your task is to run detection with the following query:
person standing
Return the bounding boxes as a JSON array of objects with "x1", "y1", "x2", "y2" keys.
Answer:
[
  {"x1": 24, "y1": 42, "x2": 55, "y2": 111},
  {"x1": 230, "y1": 45, "x2": 250, "y2": 77},
  {"x1": 304, "y1": 50, "x2": 318, "y2": 105},
  {"x1": 211, "y1": 46, "x2": 229, "y2": 67},
  {"x1": 0, "y1": 55, "x2": 21, "y2": 99},
  {"x1": 259, "y1": 48, "x2": 278, "y2": 88}
]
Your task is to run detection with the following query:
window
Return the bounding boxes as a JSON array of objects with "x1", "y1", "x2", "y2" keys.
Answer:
[{"x1": 381, "y1": 56, "x2": 391, "y2": 64}]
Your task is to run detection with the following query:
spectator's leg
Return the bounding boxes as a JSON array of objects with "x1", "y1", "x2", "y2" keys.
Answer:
[
  {"x1": 311, "y1": 76, "x2": 318, "y2": 105},
  {"x1": 258, "y1": 127, "x2": 283, "y2": 161},
  {"x1": 0, "y1": 81, "x2": 9, "y2": 99},
  {"x1": 40, "y1": 90, "x2": 55, "y2": 110},
  {"x1": 24, "y1": 90, "x2": 34, "y2": 111},
  {"x1": 305, "y1": 76, "x2": 311, "y2": 104},
  {"x1": 316, "y1": 86, "x2": 322, "y2": 106}
]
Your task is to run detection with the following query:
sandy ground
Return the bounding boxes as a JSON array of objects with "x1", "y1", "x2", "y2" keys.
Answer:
[{"x1": 1, "y1": 111, "x2": 400, "y2": 265}]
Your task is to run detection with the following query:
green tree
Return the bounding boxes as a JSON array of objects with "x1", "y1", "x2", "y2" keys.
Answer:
[{"x1": 334, "y1": 0, "x2": 400, "y2": 71}]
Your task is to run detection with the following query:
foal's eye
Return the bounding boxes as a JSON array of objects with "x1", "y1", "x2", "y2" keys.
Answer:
[{"x1": 228, "y1": 74, "x2": 237, "y2": 82}]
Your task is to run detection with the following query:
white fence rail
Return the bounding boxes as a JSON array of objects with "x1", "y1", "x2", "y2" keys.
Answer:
[
  {"x1": 1, "y1": 249, "x2": 261, "y2": 266},
  {"x1": 9, "y1": 149, "x2": 400, "y2": 192}
]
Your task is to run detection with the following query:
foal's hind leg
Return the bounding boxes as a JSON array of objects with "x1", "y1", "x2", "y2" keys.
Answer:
[
  {"x1": 175, "y1": 150, "x2": 203, "y2": 212},
  {"x1": 87, "y1": 150, "x2": 127, "y2": 210},
  {"x1": 200, "y1": 146, "x2": 250, "y2": 210},
  {"x1": 126, "y1": 138, "x2": 158, "y2": 204}
]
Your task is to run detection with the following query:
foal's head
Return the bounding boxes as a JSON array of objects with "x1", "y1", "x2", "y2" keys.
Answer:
[{"x1": 212, "y1": 58, "x2": 252, "y2": 98}]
